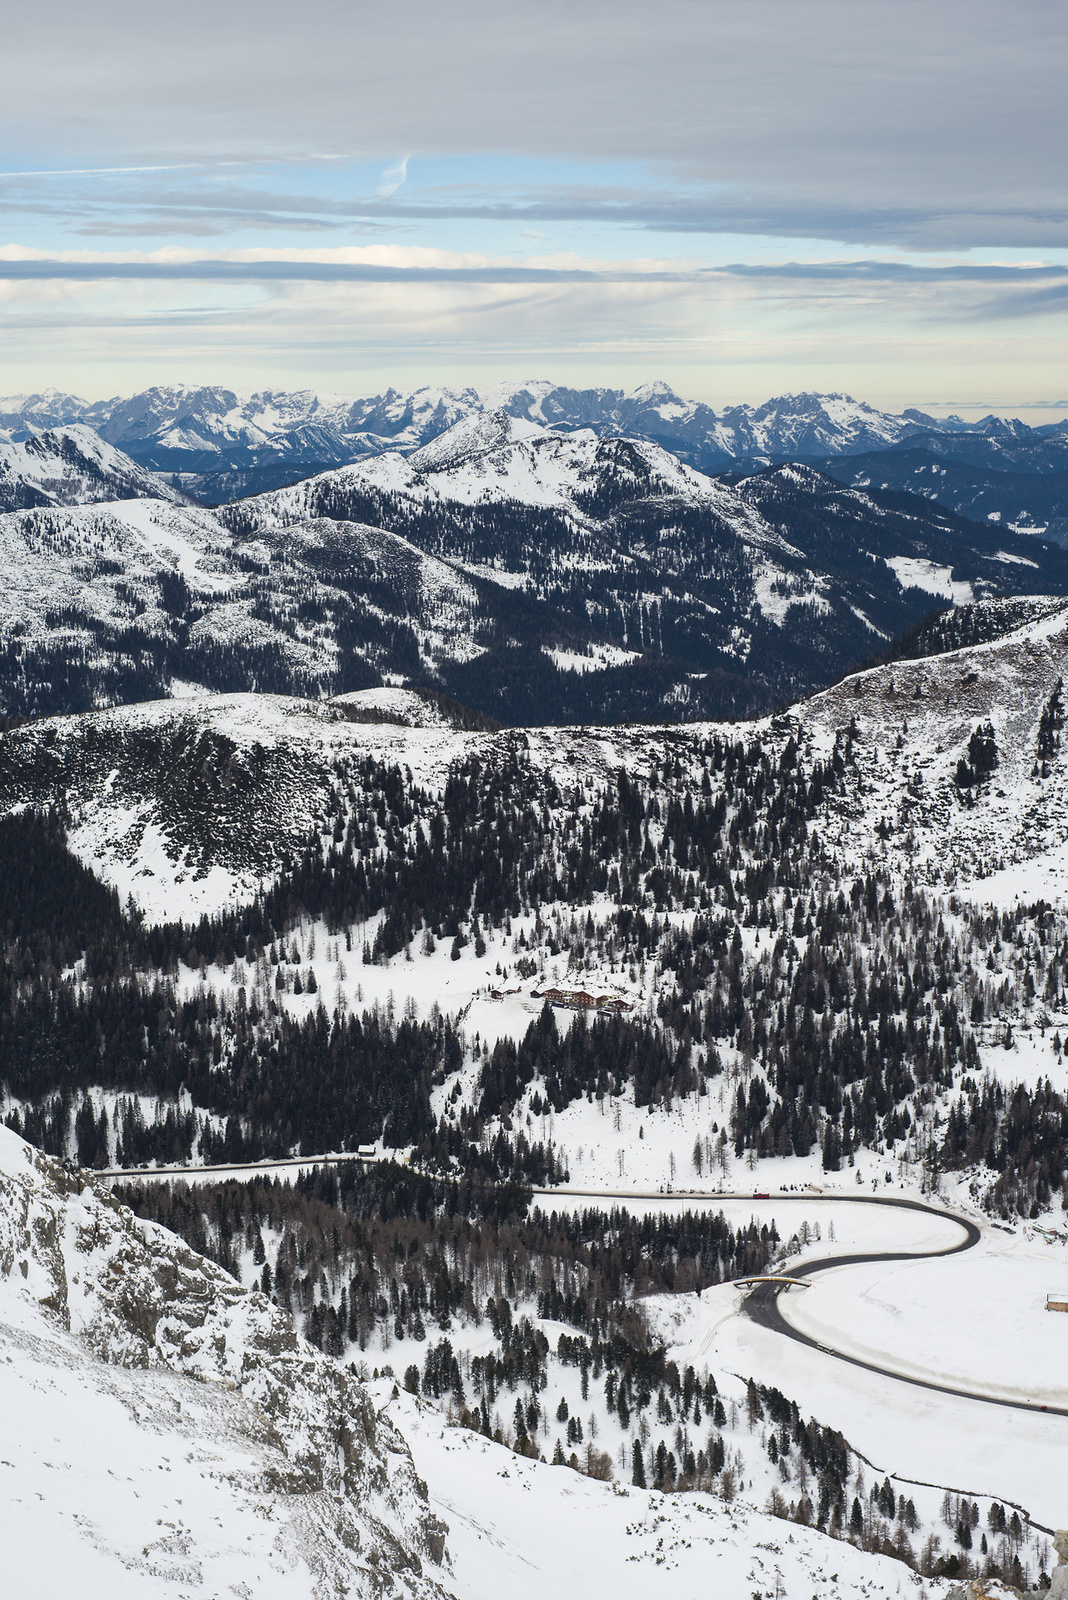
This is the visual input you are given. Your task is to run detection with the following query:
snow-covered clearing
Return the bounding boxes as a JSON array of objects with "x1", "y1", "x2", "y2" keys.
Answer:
[
  {"x1": 542, "y1": 643, "x2": 643, "y2": 674},
  {"x1": 70, "y1": 811, "x2": 244, "y2": 925},
  {"x1": 957, "y1": 836, "x2": 1068, "y2": 911},
  {"x1": 751, "y1": 562, "x2": 832, "y2": 626},
  {"x1": 883, "y1": 557, "x2": 975, "y2": 604},
  {"x1": 711, "y1": 1304, "x2": 1068, "y2": 1531}
]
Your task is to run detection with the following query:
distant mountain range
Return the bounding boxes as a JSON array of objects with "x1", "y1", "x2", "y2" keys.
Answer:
[
  {"x1": 4, "y1": 406, "x2": 1068, "y2": 725},
  {"x1": 3, "y1": 381, "x2": 1068, "y2": 505}
]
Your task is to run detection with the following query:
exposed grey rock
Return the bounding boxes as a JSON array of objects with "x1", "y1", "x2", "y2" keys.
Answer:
[
  {"x1": 0, "y1": 1125, "x2": 450, "y2": 1597},
  {"x1": 1050, "y1": 1530, "x2": 1068, "y2": 1597}
]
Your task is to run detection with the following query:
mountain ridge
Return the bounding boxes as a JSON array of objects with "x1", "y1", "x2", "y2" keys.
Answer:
[
  {"x1": 4, "y1": 409, "x2": 1068, "y2": 725},
  {"x1": 5, "y1": 381, "x2": 1067, "y2": 502},
  {"x1": 4, "y1": 589, "x2": 1068, "y2": 925},
  {"x1": 0, "y1": 424, "x2": 187, "y2": 512}
]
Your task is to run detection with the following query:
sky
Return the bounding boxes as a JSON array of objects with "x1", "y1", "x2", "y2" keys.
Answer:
[{"x1": 1, "y1": 0, "x2": 1067, "y2": 415}]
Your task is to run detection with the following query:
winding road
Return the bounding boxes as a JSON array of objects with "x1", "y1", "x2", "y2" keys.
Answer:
[
  {"x1": 738, "y1": 1194, "x2": 1068, "y2": 1420},
  {"x1": 101, "y1": 1156, "x2": 1066, "y2": 1421}
]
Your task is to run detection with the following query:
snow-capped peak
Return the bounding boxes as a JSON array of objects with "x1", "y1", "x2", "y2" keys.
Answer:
[{"x1": 408, "y1": 407, "x2": 547, "y2": 471}]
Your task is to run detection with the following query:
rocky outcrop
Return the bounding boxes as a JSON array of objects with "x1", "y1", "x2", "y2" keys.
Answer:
[
  {"x1": 1051, "y1": 1529, "x2": 1068, "y2": 1598},
  {"x1": 0, "y1": 1125, "x2": 449, "y2": 1596},
  {"x1": 945, "y1": 1530, "x2": 1068, "y2": 1600}
]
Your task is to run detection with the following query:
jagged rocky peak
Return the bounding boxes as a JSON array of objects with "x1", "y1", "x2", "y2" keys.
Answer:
[
  {"x1": 0, "y1": 1124, "x2": 449, "y2": 1596},
  {"x1": 7, "y1": 381, "x2": 1068, "y2": 492}
]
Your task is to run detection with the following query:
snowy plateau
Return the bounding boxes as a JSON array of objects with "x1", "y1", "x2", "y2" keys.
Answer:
[{"x1": 4, "y1": 390, "x2": 1068, "y2": 1600}]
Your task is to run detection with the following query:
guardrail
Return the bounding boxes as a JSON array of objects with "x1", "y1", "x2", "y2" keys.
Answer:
[{"x1": 735, "y1": 1274, "x2": 812, "y2": 1289}]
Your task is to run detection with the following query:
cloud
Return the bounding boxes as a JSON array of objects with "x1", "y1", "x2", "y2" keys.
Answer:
[
  {"x1": 2, "y1": 248, "x2": 1068, "y2": 319},
  {"x1": 2, "y1": 1, "x2": 1066, "y2": 250},
  {"x1": 4, "y1": 164, "x2": 1067, "y2": 257},
  {"x1": 377, "y1": 157, "x2": 409, "y2": 199},
  {"x1": 1, "y1": 1, "x2": 1064, "y2": 399}
]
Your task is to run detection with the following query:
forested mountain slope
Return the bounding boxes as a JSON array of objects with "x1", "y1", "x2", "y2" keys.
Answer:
[
  {"x1": 4, "y1": 401, "x2": 1068, "y2": 723},
  {"x1": 216, "y1": 417, "x2": 1068, "y2": 723},
  {"x1": 0, "y1": 597, "x2": 1067, "y2": 1218},
  {"x1": 2, "y1": 591, "x2": 1067, "y2": 918},
  {"x1": 3, "y1": 599, "x2": 1067, "y2": 1593},
  {"x1": 817, "y1": 449, "x2": 1068, "y2": 549},
  {"x1": 0, "y1": 424, "x2": 183, "y2": 512}
]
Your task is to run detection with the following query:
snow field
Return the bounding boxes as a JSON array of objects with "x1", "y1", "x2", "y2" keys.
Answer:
[
  {"x1": 542, "y1": 643, "x2": 643, "y2": 674},
  {"x1": 0, "y1": 1310, "x2": 327, "y2": 1600},
  {"x1": 712, "y1": 1297, "x2": 1068, "y2": 1533},
  {"x1": 883, "y1": 557, "x2": 975, "y2": 606}
]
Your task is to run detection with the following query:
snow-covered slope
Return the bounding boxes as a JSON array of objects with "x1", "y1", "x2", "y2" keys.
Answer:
[
  {"x1": 0, "y1": 1123, "x2": 448, "y2": 1598},
  {"x1": 0, "y1": 497, "x2": 235, "y2": 628},
  {"x1": 0, "y1": 498, "x2": 340, "y2": 713},
  {"x1": 797, "y1": 595, "x2": 1068, "y2": 895},
  {"x1": 377, "y1": 1383, "x2": 945, "y2": 1600},
  {"x1": 0, "y1": 1118, "x2": 960, "y2": 1600},
  {"x1": 0, "y1": 425, "x2": 183, "y2": 511},
  {"x1": 238, "y1": 412, "x2": 748, "y2": 522},
  {"x1": 0, "y1": 692, "x2": 457, "y2": 918}
]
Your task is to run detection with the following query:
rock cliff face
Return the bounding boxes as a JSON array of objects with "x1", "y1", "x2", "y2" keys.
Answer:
[
  {"x1": 1052, "y1": 1530, "x2": 1068, "y2": 1598},
  {"x1": 0, "y1": 1125, "x2": 449, "y2": 1597}
]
